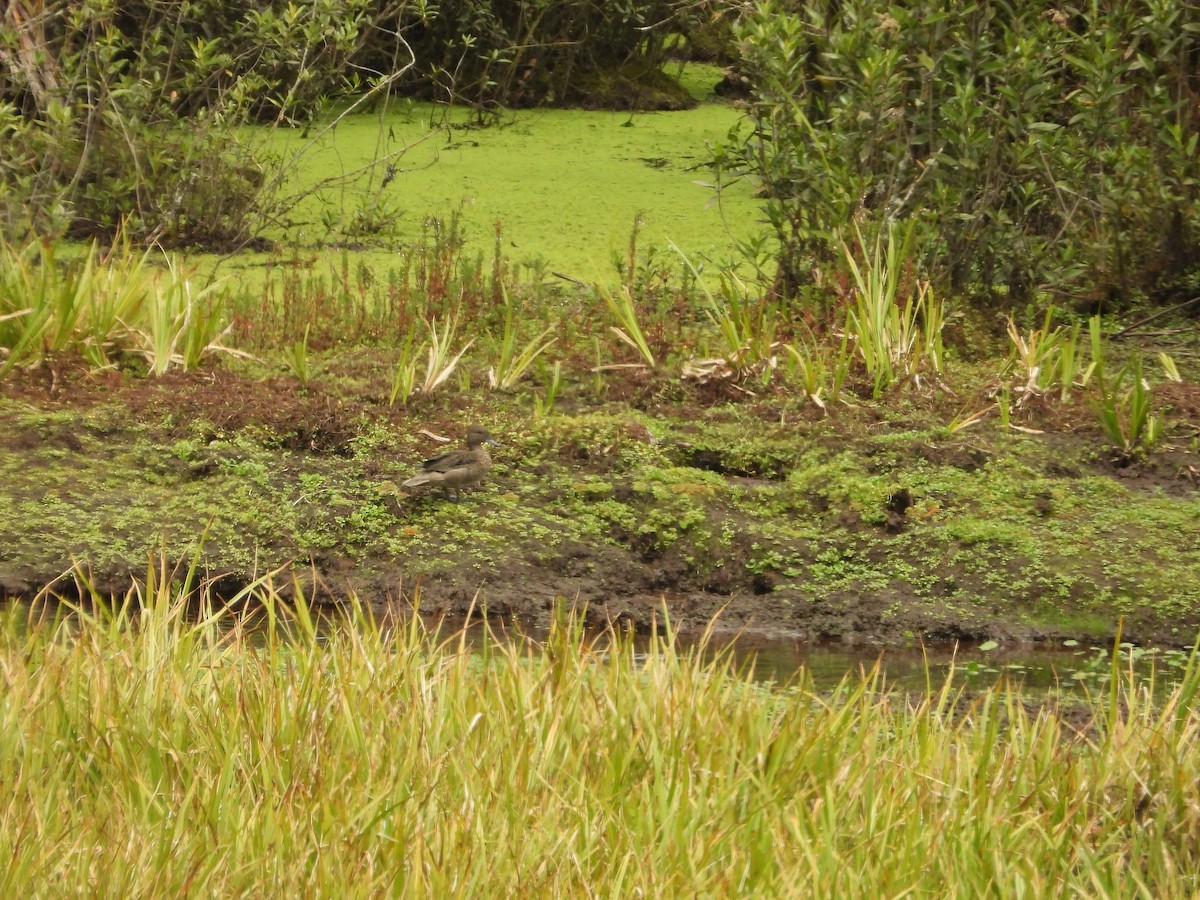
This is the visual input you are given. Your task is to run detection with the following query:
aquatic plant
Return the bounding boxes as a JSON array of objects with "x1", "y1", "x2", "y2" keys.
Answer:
[
  {"x1": 1004, "y1": 310, "x2": 1091, "y2": 405},
  {"x1": 419, "y1": 315, "x2": 473, "y2": 396},
  {"x1": 0, "y1": 239, "x2": 139, "y2": 373},
  {"x1": 0, "y1": 237, "x2": 241, "y2": 376},
  {"x1": 388, "y1": 322, "x2": 421, "y2": 406},
  {"x1": 783, "y1": 326, "x2": 852, "y2": 411},
  {"x1": 487, "y1": 287, "x2": 557, "y2": 391},
  {"x1": 284, "y1": 324, "x2": 312, "y2": 388},
  {"x1": 1093, "y1": 356, "x2": 1163, "y2": 460},
  {"x1": 132, "y1": 257, "x2": 239, "y2": 375},
  {"x1": 533, "y1": 360, "x2": 563, "y2": 419},
  {"x1": 842, "y1": 222, "x2": 945, "y2": 397},
  {"x1": 598, "y1": 283, "x2": 657, "y2": 369},
  {"x1": 674, "y1": 242, "x2": 782, "y2": 387}
]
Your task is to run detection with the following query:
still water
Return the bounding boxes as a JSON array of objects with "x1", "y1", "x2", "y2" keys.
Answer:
[
  {"x1": 421, "y1": 616, "x2": 1193, "y2": 699},
  {"x1": 6, "y1": 595, "x2": 1191, "y2": 698}
]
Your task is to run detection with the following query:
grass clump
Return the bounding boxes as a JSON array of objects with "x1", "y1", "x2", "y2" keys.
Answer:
[
  {"x1": 843, "y1": 222, "x2": 946, "y2": 398},
  {"x1": 0, "y1": 238, "x2": 239, "y2": 377},
  {"x1": 2, "y1": 573, "x2": 1200, "y2": 896}
]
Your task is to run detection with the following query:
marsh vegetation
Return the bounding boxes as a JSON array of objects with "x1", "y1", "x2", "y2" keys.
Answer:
[
  {"x1": 3, "y1": 581, "x2": 1200, "y2": 896},
  {"x1": 2, "y1": 1, "x2": 1200, "y2": 892}
]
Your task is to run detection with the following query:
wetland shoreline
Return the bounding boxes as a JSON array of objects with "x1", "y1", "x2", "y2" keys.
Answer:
[{"x1": 3, "y1": 358, "x2": 1198, "y2": 649}]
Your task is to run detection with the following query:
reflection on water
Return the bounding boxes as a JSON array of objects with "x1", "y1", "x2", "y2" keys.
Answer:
[
  {"x1": 422, "y1": 616, "x2": 1195, "y2": 699},
  {"x1": 4, "y1": 596, "x2": 1192, "y2": 698}
]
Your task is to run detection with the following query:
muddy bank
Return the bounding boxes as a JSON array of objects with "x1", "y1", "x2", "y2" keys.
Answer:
[{"x1": 2, "y1": 358, "x2": 1200, "y2": 646}]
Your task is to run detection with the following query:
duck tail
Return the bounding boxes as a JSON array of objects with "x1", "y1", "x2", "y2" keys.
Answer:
[{"x1": 402, "y1": 473, "x2": 440, "y2": 488}]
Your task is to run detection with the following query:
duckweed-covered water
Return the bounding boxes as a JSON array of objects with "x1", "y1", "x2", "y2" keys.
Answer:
[{"x1": 224, "y1": 63, "x2": 764, "y2": 282}]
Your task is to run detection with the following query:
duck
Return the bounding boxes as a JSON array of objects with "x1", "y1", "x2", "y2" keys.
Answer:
[{"x1": 402, "y1": 424, "x2": 498, "y2": 501}]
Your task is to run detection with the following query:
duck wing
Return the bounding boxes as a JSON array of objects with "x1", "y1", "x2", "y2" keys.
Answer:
[{"x1": 421, "y1": 448, "x2": 471, "y2": 473}]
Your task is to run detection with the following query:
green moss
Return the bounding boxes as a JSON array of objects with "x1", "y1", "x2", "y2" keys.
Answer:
[{"x1": 2, "y1": 366, "x2": 1198, "y2": 644}]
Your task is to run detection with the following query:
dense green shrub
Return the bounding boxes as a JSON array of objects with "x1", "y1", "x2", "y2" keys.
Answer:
[
  {"x1": 367, "y1": 0, "x2": 704, "y2": 112},
  {"x1": 724, "y1": 1, "x2": 1200, "y2": 309},
  {"x1": 0, "y1": 0, "x2": 710, "y2": 245},
  {"x1": 0, "y1": 0, "x2": 379, "y2": 244}
]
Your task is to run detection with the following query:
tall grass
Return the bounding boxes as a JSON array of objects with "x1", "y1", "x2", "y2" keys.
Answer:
[
  {"x1": 0, "y1": 238, "x2": 237, "y2": 376},
  {"x1": 1, "y1": 575, "x2": 1199, "y2": 896},
  {"x1": 842, "y1": 223, "x2": 946, "y2": 397}
]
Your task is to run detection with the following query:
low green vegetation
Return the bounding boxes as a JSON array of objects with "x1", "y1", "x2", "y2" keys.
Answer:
[
  {"x1": 2, "y1": 583, "x2": 1199, "y2": 895},
  {"x1": 4, "y1": 2, "x2": 1200, "y2": 891},
  {"x1": 1, "y1": 215, "x2": 1197, "y2": 645}
]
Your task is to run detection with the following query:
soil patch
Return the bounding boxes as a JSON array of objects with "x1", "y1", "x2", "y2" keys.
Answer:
[{"x1": 3, "y1": 360, "x2": 1199, "y2": 647}]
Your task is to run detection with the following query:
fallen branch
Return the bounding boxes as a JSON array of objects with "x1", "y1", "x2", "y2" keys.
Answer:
[{"x1": 1111, "y1": 295, "x2": 1200, "y2": 339}]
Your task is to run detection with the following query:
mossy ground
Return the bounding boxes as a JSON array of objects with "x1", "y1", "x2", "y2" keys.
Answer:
[{"x1": 3, "y1": 353, "x2": 1198, "y2": 647}]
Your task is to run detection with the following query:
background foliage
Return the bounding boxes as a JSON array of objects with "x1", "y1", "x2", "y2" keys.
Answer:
[
  {"x1": 5, "y1": 0, "x2": 1200, "y2": 320},
  {"x1": 1, "y1": 0, "x2": 382, "y2": 244},
  {"x1": 726, "y1": 0, "x2": 1200, "y2": 309},
  {"x1": 371, "y1": 0, "x2": 708, "y2": 112},
  {"x1": 0, "y1": 0, "x2": 709, "y2": 245}
]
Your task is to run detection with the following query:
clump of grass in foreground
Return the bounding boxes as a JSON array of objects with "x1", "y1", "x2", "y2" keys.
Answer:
[{"x1": 2, "y1": 573, "x2": 1199, "y2": 896}]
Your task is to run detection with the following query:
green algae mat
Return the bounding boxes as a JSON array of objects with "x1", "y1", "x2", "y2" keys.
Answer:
[{"x1": 226, "y1": 69, "x2": 763, "y2": 282}]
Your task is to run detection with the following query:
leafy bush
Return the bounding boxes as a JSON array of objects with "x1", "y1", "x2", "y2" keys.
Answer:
[
  {"x1": 0, "y1": 0, "x2": 381, "y2": 245},
  {"x1": 373, "y1": 0, "x2": 701, "y2": 112},
  {"x1": 725, "y1": 1, "x2": 1200, "y2": 308}
]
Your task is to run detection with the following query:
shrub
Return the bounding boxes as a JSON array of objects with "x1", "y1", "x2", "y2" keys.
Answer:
[
  {"x1": 0, "y1": 0, "x2": 379, "y2": 245},
  {"x1": 371, "y1": 0, "x2": 701, "y2": 112},
  {"x1": 725, "y1": 1, "x2": 1200, "y2": 309}
]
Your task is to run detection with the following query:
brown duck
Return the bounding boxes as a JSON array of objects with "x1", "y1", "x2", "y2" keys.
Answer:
[{"x1": 402, "y1": 424, "x2": 498, "y2": 501}]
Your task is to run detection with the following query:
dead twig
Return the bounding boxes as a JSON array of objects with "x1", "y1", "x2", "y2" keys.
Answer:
[{"x1": 1111, "y1": 296, "x2": 1200, "y2": 339}]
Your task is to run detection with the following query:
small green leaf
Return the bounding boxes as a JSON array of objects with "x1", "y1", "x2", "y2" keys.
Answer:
[{"x1": 979, "y1": 640, "x2": 999, "y2": 652}]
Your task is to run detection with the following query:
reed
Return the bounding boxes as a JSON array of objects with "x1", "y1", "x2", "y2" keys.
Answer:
[
  {"x1": 487, "y1": 287, "x2": 557, "y2": 390},
  {"x1": 598, "y1": 283, "x2": 656, "y2": 369},
  {"x1": 1, "y1": 575, "x2": 1198, "y2": 896},
  {"x1": 1093, "y1": 356, "x2": 1163, "y2": 459},
  {"x1": 1004, "y1": 310, "x2": 1093, "y2": 405},
  {"x1": 842, "y1": 223, "x2": 946, "y2": 397}
]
